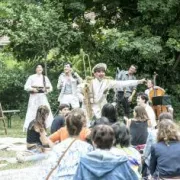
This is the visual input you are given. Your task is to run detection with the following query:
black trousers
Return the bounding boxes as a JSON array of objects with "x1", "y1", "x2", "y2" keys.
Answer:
[{"x1": 116, "y1": 91, "x2": 131, "y2": 117}]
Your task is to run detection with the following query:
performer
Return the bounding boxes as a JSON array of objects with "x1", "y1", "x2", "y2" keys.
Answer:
[
  {"x1": 145, "y1": 79, "x2": 174, "y2": 115},
  {"x1": 57, "y1": 62, "x2": 83, "y2": 108},
  {"x1": 115, "y1": 65, "x2": 137, "y2": 117},
  {"x1": 78, "y1": 63, "x2": 146, "y2": 121},
  {"x1": 23, "y1": 64, "x2": 53, "y2": 131}
]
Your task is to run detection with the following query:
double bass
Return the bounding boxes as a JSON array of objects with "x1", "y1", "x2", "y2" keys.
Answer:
[{"x1": 149, "y1": 73, "x2": 168, "y2": 119}]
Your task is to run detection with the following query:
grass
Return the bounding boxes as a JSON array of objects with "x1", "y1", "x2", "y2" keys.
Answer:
[{"x1": 0, "y1": 115, "x2": 26, "y2": 138}]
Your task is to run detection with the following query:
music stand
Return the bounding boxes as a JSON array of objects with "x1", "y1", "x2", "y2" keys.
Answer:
[{"x1": 152, "y1": 95, "x2": 171, "y2": 106}]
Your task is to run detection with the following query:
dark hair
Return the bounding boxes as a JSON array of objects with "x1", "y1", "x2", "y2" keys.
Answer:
[
  {"x1": 137, "y1": 92, "x2": 149, "y2": 103},
  {"x1": 59, "y1": 104, "x2": 70, "y2": 111},
  {"x1": 134, "y1": 106, "x2": 149, "y2": 121},
  {"x1": 64, "y1": 62, "x2": 72, "y2": 68},
  {"x1": 66, "y1": 108, "x2": 85, "y2": 136},
  {"x1": 91, "y1": 125, "x2": 114, "y2": 149},
  {"x1": 158, "y1": 112, "x2": 173, "y2": 122},
  {"x1": 29, "y1": 105, "x2": 49, "y2": 130},
  {"x1": 93, "y1": 117, "x2": 110, "y2": 127},
  {"x1": 111, "y1": 122, "x2": 131, "y2": 147},
  {"x1": 101, "y1": 103, "x2": 117, "y2": 123}
]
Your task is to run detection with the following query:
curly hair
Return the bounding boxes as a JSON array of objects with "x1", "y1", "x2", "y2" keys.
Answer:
[
  {"x1": 66, "y1": 108, "x2": 86, "y2": 136},
  {"x1": 157, "y1": 119, "x2": 180, "y2": 143}
]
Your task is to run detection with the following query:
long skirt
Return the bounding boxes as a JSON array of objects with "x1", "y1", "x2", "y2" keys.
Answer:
[{"x1": 23, "y1": 93, "x2": 53, "y2": 131}]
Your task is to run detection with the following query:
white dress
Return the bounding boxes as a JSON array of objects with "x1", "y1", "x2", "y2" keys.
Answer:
[{"x1": 23, "y1": 74, "x2": 53, "y2": 131}]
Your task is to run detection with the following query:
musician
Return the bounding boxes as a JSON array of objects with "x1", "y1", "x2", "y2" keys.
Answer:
[
  {"x1": 78, "y1": 63, "x2": 146, "y2": 121},
  {"x1": 115, "y1": 65, "x2": 137, "y2": 118},
  {"x1": 23, "y1": 64, "x2": 53, "y2": 131},
  {"x1": 57, "y1": 62, "x2": 82, "y2": 108},
  {"x1": 145, "y1": 79, "x2": 174, "y2": 115}
]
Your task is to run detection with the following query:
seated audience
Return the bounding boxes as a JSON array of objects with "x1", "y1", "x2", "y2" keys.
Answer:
[
  {"x1": 42, "y1": 108, "x2": 93, "y2": 180},
  {"x1": 74, "y1": 125, "x2": 138, "y2": 180},
  {"x1": 111, "y1": 122, "x2": 141, "y2": 178},
  {"x1": 50, "y1": 104, "x2": 70, "y2": 134},
  {"x1": 101, "y1": 103, "x2": 117, "y2": 124},
  {"x1": 49, "y1": 109, "x2": 90, "y2": 143},
  {"x1": 142, "y1": 112, "x2": 174, "y2": 178},
  {"x1": 150, "y1": 119, "x2": 180, "y2": 178},
  {"x1": 125, "y1": 106, "x2": 149, "y2": 148}
]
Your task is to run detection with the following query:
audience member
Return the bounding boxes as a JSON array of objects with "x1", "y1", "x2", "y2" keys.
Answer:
[
  {"x1": 49, "y1": 108, "x2": 90, "y2": 143},
  {"x1": 150, "y1": 119, "x2": 180, "y2": 178},
  {"x1": 101, "y1": 103, "x2": 117, "y2": 124},
  {"x1": 124, "y1": 106, "x2": 149, "y2": 148},
  {"x1": 74, "y1": 125, "x2": 138, "y2": 180},
  {"x1": 50, "y1": 104, "x2": 70, "y2": 134},
  {"x1": 111, "y1": 122, "x2": 141, "y2": 178},
  {"x1": 43, "y1": 108, "x2": 93, "y2": 180},
  {"x1": 17, "y1": 105, "x2": 53, "y2": 163}
]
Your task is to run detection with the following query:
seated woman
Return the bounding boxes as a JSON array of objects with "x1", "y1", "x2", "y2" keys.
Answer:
[
  {"x1": 17, "y1": 105, "x2": 53, "y2": 162},
  {"x1": 74, "y1": 125, "x2": 138, "y2": 180},
  {"x1": 150, "y1": 119, "x2": 180, "y2": 178},
  {"x1": 42, "y1": 108, "x2": 93, "y2": 180},
  {"x1": 111, "y1": 122, "x2": 141, "y2": 178},
  {"x1": 124, "y1": 106, "x2": 150, "y2": 152}
]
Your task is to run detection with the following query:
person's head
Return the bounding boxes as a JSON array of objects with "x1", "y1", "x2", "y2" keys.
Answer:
[
  {"x1": 59, "y1": 104, "x2": 70, "y2": 116},
  {"x1": 157, "y1": 119, "x2": 180, "y2": 143},
  {"x1": 128, "y1": 65, "x2": 137, "y2": 75},
  {"x1": 137, "y1": 92, "x2": 149, "y2": 106},
  {"x1": 66, "y1": 108, "x2": 86, "y2": 136},
  {"x1": 35, "y1": 64, "x2": 43, "y2": 75},
  {"x1": 64, "y1": 62, "x2": 72, "y2": 74},
  {"x1": 158, "y1": 112, "x2": 173, "y2": 122},
  {"x1": 146, "y1": 79, "x2": 154, "y2": 89},
  {"x1": 91, "y1": 125, "x2": 114, "y2": 149},
  {"x1": 92, "y1": 63, "x2": 107, "y2": 80},
  {"x1": 93, "y1": 117, "x2": 110, "y2": 127},
  {"x1": 111, "y1": 122, "x2": 131, "y2": 148},
  {"x1": 133, "y1": 106, "x2": 149, "y2": 121},
  {"x1": 34, "y1": 105, "x2": 50, "y2": 129},
  {"x1": 101, "y1": 103, "x2": 117, "y2": 123}
]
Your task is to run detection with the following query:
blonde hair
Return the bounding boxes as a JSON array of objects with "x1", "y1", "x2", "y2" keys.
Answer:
[{"x1": 157, "y1": 119, "x2": 180, "y2": 144}]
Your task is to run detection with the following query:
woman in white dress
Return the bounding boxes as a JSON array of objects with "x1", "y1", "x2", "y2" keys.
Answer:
[{"x1": 23, "y1": 65, "x2": 53, "y2": 131}]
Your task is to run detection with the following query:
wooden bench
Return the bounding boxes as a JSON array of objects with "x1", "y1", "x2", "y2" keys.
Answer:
[{"x1": 3, "y1": 110, "x2": 20, "y2": 128}]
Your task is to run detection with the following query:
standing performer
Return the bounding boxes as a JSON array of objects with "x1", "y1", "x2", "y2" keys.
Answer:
[
  {"x1": 115, "y1": 65, "x2": 137, "y2": 118},
  {"x1": 23, "y1": 64, "x2": 53, "y2": 131},
  {"x1": 57, "y1": 62, "x2": 83, "y2": 108},
  {"x1": 78, "y1": 63, "x2": 146, "y2": 121}
]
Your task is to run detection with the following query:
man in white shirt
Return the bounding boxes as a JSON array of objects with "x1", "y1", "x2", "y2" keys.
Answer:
[
  {"x1": 57, "y1": 62, "x2": 82, "y2": 108},
  {"x1": 78, "y1": 63, "x2": 146, "y2": 121},
  {"x1": 136, "y1": 92, "x2": 157, "y2": 128}
]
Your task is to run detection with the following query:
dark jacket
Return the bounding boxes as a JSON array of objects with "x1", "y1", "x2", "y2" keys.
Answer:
[
  {"x1": 150, "y1": 141, "x2": 180, "y2": 178},
  {"x1": 73, "y1": 149, "x2": 138, "y2": 180}
]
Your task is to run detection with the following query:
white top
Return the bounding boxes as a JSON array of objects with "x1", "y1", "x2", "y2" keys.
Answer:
[{"x1": 145, "y1": 104, "x2": 156, "y2": 127}]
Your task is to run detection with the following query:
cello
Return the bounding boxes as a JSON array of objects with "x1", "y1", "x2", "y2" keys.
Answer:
[{"x1": 149, "y1": 72, "x2": 168, "y2": 119}]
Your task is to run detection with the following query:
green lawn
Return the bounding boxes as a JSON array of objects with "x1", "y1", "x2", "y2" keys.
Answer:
[{"x1": 0, "y1": 115, "x2": 26, "y2": 138}]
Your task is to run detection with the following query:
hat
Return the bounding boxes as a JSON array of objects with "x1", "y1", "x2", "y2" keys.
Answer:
[{"x1": 92, "y1": 63, "x2": 107, "y2": 73}]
